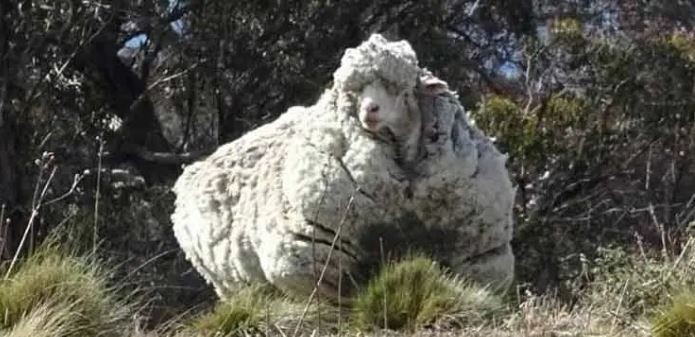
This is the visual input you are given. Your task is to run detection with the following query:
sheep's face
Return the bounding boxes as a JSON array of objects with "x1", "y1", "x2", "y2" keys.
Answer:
[{"x1": 357, "y1": 80, "x2": 411, "y2": 136}]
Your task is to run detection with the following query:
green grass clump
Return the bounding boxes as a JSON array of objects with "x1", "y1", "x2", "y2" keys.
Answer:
[
  {"x1": 0, "y1": 242, "x2": 131, "y2": 337},
  {"x1": 351, "y1": 255, "x2": 506, "y2": 331},
  {"x1": 652, "y1": 289, "x2": 695, "y2": 337},
  {"x1": 190, "y1": 284, "x2": 288, "y2": 336},
  {"x1": 3, "y1": 301, "x2": 87, "y2": 337}
]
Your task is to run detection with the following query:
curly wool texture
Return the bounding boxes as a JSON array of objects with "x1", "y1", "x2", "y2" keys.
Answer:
[{"x1": 171, "y1": 34, "x2": 516, "y2": 300}]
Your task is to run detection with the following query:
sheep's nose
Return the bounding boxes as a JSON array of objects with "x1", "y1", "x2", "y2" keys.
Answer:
[{"x1": 366, "y1": 102, "x2": 380, "y2": 114}]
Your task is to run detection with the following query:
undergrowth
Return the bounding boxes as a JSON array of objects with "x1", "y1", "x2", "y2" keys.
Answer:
[
  {"x1": 351, "y1": 255, "x2": 506, "y2": 331},
  {"x1": 0, "y1": 239, "x2": 133, "y2": 337},
  {"x1": 4, "y1": 236, "x2": 695, "y2": 336}
]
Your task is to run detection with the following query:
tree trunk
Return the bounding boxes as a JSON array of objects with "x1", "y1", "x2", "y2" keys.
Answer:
[
  {"x1": 77, "y1": 32, "x2": 179, "y2": 184},
  {"x1": 0, "y1": 2, "x2": 25, "y2": 259}
]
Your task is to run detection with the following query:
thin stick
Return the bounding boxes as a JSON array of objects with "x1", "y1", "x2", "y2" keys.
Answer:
[
  {"x1": 123, "y1": 248, "x2": 178, "y2": 280},
  {"x1": 93, "y1": 137, "x2": 104, "y2": 255},
  {"x1": 43, "y1": 171, "x2": 86, "y2": 206},
  {"x1": 312, "y1": 215, "x2": 322, "y2": 334},
  {"x1": 28, "y1": 156, "x2": 50, "y2": 254},
  {"x1": 309, "y1": 162, "x2": 330, "y2": 335},
  {"x1": 0, "y1": 204, "x2": 6, "y2": 258},
  {"x1": 380, "y1": 236, "x2": 388, "y2": 330},
  {"x1": 265, "y1": 295, "x2": 270, "y2": 337},
  {"x1": 292, "y1": 189, "x2": 356, "y2": 337},
  {"x1": 5, "y1": 165, "x2": 57, "y2": 279},
  {"x1": 337, "y1": 242, "x2": 342, "y2": 337}
]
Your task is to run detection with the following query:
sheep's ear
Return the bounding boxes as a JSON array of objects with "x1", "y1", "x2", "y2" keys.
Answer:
[{"x1": 422, "y1": 77, "x2": 449, "y2": 95}]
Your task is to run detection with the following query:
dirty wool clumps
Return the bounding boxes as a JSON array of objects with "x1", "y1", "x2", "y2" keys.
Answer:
[{"x1": 170, "y1": 34, "x2": 516, "y2": 301}]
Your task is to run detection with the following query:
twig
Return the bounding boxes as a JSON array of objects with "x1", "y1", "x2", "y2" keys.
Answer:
[
  {"x1": 310, "y1": 163, "x2": 332, "y2": 336},
  {"x1": 146, "y1": 62, "x2": 200, "y2": 92},
  {"x1": 466, "y1": 0, "x2": 481, "y2": 17},
  {"x1": 337, "y1": 242, "x2": 343, "y2": 337},
  {"x1": 265, "y1": 297, "x2": 270, "y2": 337},
  {"x1": 0, "y1": 204, "x2": 6, "y2": 258},
  {"x1": 648, "y1": 203, "x2": 668, "y2": 260},
  {"x1": 30, "y1": 162, "x2": 58, "y2": 253},
  {"x1": 119, "y1": 145, "x2": 212, "y2": 165},
  {"x1": 645, "y1": 143, "x2": 652, "y2": 191},
  {"x1": 123, "y1": 248, "x2": 178, "y2": 280},
  {"x1": 609, "y1": 280, "x2": 629, "y2": 334},
  {"x1": 5, "y1": 163, "x2": 58, "y2": 279},
  {"x1": 94, "y1": 136, "x2": 104, "y2": 255},
  {"x1": 380, "y1": 236, "x2": 388, "y2": 330},
  {"x1": 663, "y1": 238, "x2": 693, "y2": 284},
  {"x1": 292, "y1": 189, "x2": 357, "y2": 337},
  {"x1": 43, "y1": 171, "x2": 87, "y2": 206},
  {"x1": 313, "y1": 220, "x2": 322, "y2": 334}
]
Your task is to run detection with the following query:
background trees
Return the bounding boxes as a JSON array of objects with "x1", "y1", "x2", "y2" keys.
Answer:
[{"x1": 0, "y1": 0, "x2": 693, "y2": 321}]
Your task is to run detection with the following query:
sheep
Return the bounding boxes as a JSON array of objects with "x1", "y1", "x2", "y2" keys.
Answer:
[
  {"x1": 171, "y1": 34, "x2": 516, "y2": 303},
  {"x1": 354, "y1": 71, "x2": 450, "y2": 167},
  {"x1": 407, "y1": 72, "x2": 516, "y2": 289},
  {"x1": 355, "y1": 79, "x2": 420, "y2": 166}
]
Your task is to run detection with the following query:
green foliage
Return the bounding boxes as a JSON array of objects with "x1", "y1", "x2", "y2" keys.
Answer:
[
  {"x1": 351, "y1": 255, "x2": 505, "y2": 331},
  {"x1": 190, "y1": 257, "x2": 509, "y2": 335},
  {"x1": 549, "y1": 17, "x2": 583, "y2": 40},
  {"x1": 474, "y1": 20, "x2": 695, "y2": 294},
  {"x1": 189, "y1": 284, "x2": 279, "y2": 336},
  {"x1": 653, "y1": 289, "x2": 695, "y2": 337},
  {"x1": 664, "y1": 32, "x2": 695, "y2": 62},
  {"x1": 583, "y1": 247, "x2": 668, "y2": 318},
  {"x1": 473, "y1": 96, "x2": 533, "y2": 158},
  {"x1": 472, "y1": 94, "x2": 587, "y2": 168},
  {"x1": 3, "y1": 301, "x2": 90, "y2": 337},
  {"x1": 580, "y1": 237, "x2": 695, "y2": 322},
  {"x1": 0, "y1": 241, "x2": 131, "y2": 337},
  {"x1": 185, "y1": 283, "x2": 338, "y2": 337}
]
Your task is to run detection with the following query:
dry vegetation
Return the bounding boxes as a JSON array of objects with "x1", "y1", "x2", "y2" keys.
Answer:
[{"x1": 1, "y1": 226, "x2": 695, "y2": 337}]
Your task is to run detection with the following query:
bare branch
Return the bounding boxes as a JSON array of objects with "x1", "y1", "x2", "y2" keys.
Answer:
[{"x1": 118, "y1": 144, "x2": 213, "y2": 165}]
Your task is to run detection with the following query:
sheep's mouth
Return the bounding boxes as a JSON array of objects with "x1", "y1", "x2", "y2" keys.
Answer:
[{"x1": 360, "y1": 118, "x2": 381, "y2": 131}]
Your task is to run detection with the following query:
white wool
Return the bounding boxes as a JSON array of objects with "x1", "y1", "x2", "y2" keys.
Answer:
[{"x1": 171, "y1": 34, "x2": 516, "y2": 301}]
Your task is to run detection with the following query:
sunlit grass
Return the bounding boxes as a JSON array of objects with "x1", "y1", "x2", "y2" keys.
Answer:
[
  {"x1": 351, "y1": 255, "x2": 506, "y2": 331},
  {"x1": 0, "y1": 240, "x2": 132, "y2": 337},
  {"x1": 652, "y1": 288, "x2": 695, "y2": 337}
]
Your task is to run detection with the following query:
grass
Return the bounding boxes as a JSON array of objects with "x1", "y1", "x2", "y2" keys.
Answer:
[
  {"x1": 186, "y1": 282, "x2": 345, "y2": 337},
  {"x1": 6, "y1": 236, "x2": 695, "y2": 337},
  {"x1": 3, "y1": 301, "x2": 85, "y2": 337},
  {"x1": 351, "y1": 255, "x2": 506, "y2": 331},
  {"x1": 188, "y1": 284, "x2": 281, "y2": 336},
  {"x1": 652, "y1": 289, "x2": 695, "y2": 337},
  {"x1": 0, "y1": 239, "x2": 132, "y2": 337}
]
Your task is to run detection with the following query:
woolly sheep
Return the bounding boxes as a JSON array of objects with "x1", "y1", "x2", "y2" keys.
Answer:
[
  {"x1": 171, "y1": 34, "x2": 516, "y2": 302},
  {"x1": 355, "y1": 79, "x2": 420, "y2": 165}
]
